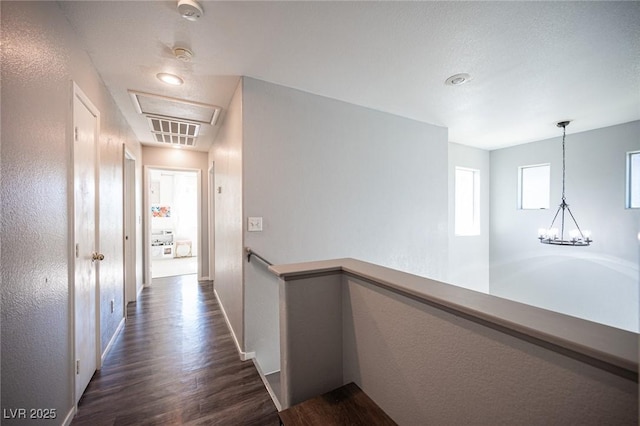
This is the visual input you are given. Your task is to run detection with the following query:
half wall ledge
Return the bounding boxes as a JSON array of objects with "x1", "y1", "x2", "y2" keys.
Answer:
[{"x1": 270, "y1": 258, "x2": 638, "y2": 381}]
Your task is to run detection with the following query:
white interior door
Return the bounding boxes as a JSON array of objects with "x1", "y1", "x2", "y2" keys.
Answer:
[{"x1": 73, "y1": 86, "x2": 99, "y2": 403}]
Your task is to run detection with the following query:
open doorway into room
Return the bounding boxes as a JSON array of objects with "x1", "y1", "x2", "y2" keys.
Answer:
[{"x1": 149, "y1": 168, "x2": 199, "y2": 278}]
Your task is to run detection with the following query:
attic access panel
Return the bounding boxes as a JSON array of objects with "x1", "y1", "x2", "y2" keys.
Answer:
[{"x1": 129, "y1": 90, "x2": 221, "y2": 125}]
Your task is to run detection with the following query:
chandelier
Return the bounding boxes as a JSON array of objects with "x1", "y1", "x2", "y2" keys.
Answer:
[{"x1": 538, "y1": 121, "x2": 592, "y2": 246}]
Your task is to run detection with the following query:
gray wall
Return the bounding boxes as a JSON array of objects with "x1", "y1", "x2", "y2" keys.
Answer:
[
  {"x1": 241, "y1": 77, "x2": 449, "y2": 373},
  {"x1": 448, "y1": 142, "x2": 490, "y2": 292},
  {"x1": 1, "y1": 1, "x2": 141, "y2": 421},
  {"x1": 342, "y1": 275, "x2": 637, "y2": 425},
  {"x1": 142, "y1": 146, "x2": 210, "y2": 281},
  {"x1": 490, "y1": 121, "x2": 640, "y2": 332},
  {"x1": 209, "y1": 80, "x2": 245, "y2": 352}
]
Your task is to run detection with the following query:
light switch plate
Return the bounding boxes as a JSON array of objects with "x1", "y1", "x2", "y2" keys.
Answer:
[{"x1": 247, "y1": 217, "x2": 263, "y2": 232}]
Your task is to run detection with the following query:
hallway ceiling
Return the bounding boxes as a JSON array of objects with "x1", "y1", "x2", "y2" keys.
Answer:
[{"x1": 60, "y1": 1, "x2": 640, "y2": 151}]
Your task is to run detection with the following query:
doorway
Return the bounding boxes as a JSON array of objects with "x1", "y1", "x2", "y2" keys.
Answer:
[
  {"x1": 123, "y1": 149, "x2": 138, "y2": 305},
  {"x1": 148, "y1": 168, "x2": 199, "y2": 278}
]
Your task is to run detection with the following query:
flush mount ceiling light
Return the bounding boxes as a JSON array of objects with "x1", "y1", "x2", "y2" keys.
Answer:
[
  {"x1": 156, "y1": 72, "x2": 184, "y2": 86},
  {"x1": 177, "y1": 0, "x2": 203, "y2": 21},
  {"x1": 538, "y1": 121, "x2": 592, "y2": 246},
  {"x1": 445, "y1": 73, "x2": 471, "y2": 86}
]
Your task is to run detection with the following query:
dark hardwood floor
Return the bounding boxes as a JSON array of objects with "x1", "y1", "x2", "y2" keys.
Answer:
[{"x1": 72, "y1": 275, "x2": 279, "y2": 425}]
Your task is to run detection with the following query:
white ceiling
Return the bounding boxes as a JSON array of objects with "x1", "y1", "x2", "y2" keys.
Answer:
[{"x1": 60, "y1": 1, "x2": 640, "y2": 152}]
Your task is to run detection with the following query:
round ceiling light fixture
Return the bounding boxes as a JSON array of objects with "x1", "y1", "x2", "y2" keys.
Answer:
[
  {"x1": 177, "y1": 0, "x2": 204, "y2": 21},
  {"x1": 156, "y1": 72, "x2": 184, "y2": 86},
  {"x1": 445, "y1": 73, "x2": 471, "y2": 86},
  {"x1": 173, "y1": 47, "x2": 194, "y2": 62}
]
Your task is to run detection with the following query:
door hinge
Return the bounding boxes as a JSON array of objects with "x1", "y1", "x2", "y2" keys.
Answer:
[
  {"x1": 75, "y1": 243, "x2": 79, "y2": 258},
  {"x1": 76, "y1": 360, "x2": 80, "y2": 375},
  {"x1": 74, "y1": 126, "x2": 78, "y2": 141}
]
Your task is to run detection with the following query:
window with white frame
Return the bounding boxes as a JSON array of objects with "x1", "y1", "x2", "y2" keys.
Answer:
[
  {"x1": 455, "y1": 167, "x2": 480, "y2": 236},
  {"x1": 519, "y1": 164, "x2": 550, "y2": 209},
  {"x1": 627, "y1": 151, "x2": 640, "y2": 209}
]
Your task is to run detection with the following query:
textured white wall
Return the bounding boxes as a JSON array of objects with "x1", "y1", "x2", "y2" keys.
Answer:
[
  {"x1": 243, "y1": 77, "x2": 449, "y2": 275},
  {"x1": 142, "y1": 146, "x2": 209, "y2": 280},
  {"x1": 98, "y1": 102, "x2": 141, "y2": 355},
  {"x1": 241, "y1": 77, "x2": 449, "y2": 373},
  {"x1": 209, "y1": 81, "x2": 245, "y2": 350},
  {"x1": 490, "y1": 121, "x2": 640, "y2": 332},
  {"x1": 1, "y1": 1, "x2": 141, "y2": 421},
  {"x1": 448, "y1": 143, "x2": 490, "y2": 292}
]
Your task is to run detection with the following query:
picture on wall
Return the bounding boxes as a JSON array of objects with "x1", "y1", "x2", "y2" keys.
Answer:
[{"x1": 151, "y1": 205, "x2": 171, "y2": 218}]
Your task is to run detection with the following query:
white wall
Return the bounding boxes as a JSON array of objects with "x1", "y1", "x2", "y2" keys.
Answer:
[
  {"x1": 209, "y1": 80, "x2": 245, "y2": 352},
  {"x1": 490, "y1": 121, "x2": 640, "y2": 332},
  {"x1": 142, "y1": 146, "x2": 209, "y2": 279},
  {"x1": 241, "y1": 77, "x2": 449, "y2": 373},
  {"x1": 1, "y1": 1, "x2": 141, "y2": 421},
  {"x1": 448, "y1": 143, "x2": 490, "y2": 292}
]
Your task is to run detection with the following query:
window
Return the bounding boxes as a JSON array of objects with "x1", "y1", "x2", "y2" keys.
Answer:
[
  {"x1": 627, "y1": 151, "x2": 640, "y2": 208},
  {"x1": 519, "y1": 164, "x2": 550, "y2": 209},
  {"x1": 455, "y1": 167, "x2": 480, "y2": 236}
]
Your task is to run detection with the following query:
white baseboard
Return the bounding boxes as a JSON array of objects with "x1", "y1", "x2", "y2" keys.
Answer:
[
  {"x1": 241, "y1": 350, "x2": 256, "y2": 361},
  {"x1": 214, "y1": 289, "x2": 255, "y2": 361},
  {"x1": 101, "y1": 316, "x2": 125, "y2": 366},
  {"x1": 136, "y1": 282, "x2": 144, "y2": 298},
  {"x1": 62, "y1": 406, "x2": 76, "y2": 426}
]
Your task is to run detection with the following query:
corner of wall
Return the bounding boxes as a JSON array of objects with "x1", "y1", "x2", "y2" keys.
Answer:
[{"x1": 210, "y1": 74, "x2": 246, "y2": 355}]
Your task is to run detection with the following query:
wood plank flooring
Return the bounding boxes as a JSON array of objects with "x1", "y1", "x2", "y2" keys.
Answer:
[{"x1": 72, "y1": 275, "x2": 279, "y2": 425}]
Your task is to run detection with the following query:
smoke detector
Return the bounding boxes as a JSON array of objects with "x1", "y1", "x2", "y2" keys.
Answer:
[
  {"x1": 173, "y1": 47, "x2": 194, "y2": 62},
  {"x1": 445, "y1": 73, "x2": 471, "y2": 86},
  {"x1": 177, "y1": 0, "x2": 203, "y2": 21}
]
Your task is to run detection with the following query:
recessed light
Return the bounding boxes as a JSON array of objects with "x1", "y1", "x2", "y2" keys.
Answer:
[
  {"x1": 445, "y1": 73, "x2": 471, "y2": 86},
  {"x1": 156, "y1": 73, "x2": 184, "y2": 86}
]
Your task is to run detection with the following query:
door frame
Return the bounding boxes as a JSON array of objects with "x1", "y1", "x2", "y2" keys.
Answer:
[
  {"x1": 69, "y1": 81, "x2": 101, "y2": 406},
  {"x1": 208, "y1": 162, "x2": 215, "y2": 281},
  {"x1": 144, "y1": 165, "x2": 202, "y2": 284},
  {"x1": 123, "y1": 147, "x2": 138, "y2": 309}
]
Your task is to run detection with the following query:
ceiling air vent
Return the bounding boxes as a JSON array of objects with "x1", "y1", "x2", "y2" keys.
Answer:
[{"x1": 147, "y1": 116, "x2": 200, "y2": 147}]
